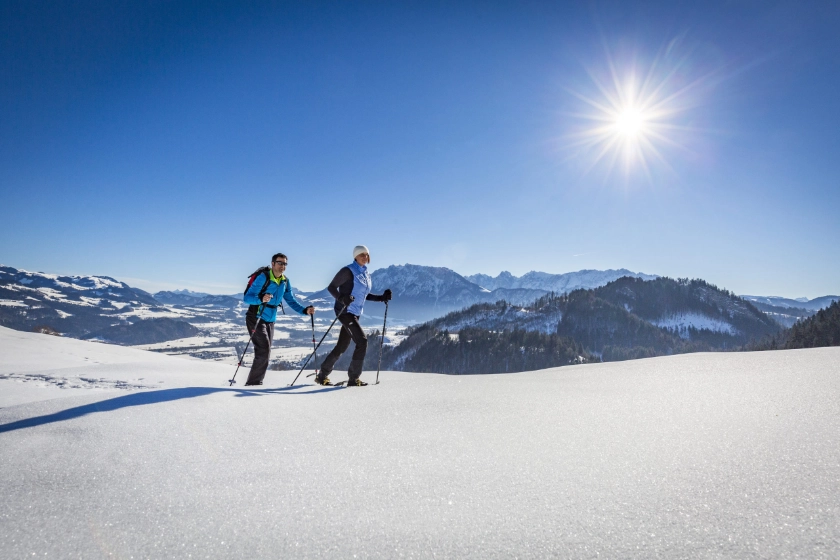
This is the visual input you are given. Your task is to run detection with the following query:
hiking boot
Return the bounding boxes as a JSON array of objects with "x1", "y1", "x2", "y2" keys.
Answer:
[
  {"x1": 315, "y1": 374, "x2": 333, "y2": 386},
  {"x1": 346, "y1": 378, "x2": 368, "y2": 387}
]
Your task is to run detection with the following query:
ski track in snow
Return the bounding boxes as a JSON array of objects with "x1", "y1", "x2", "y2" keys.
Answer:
[{"x1": 0, "y1": 372, "x2": 155, "y2": 391}]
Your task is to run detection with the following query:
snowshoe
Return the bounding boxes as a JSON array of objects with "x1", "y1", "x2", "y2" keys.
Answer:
[{"x1": 346, "y1": 378, "x2": 368, "y2": 387}]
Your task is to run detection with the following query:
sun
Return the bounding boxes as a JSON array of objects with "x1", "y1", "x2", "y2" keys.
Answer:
[
  {"x1": 563, "y1": 44, "x2": 715, "y2": 181},
  {"x1": 615, "y1": 107, "x2": 646, "y2": 138}
]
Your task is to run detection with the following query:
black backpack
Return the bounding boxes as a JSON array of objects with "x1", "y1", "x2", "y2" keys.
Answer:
[{"x1": 244, "y1": 266, "x2": 285, "y2": 314}]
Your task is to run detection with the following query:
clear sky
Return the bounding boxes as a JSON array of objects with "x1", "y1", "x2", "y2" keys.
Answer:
[{"x1": 1, "y1": 1, "x2": 838, "y2": 298}]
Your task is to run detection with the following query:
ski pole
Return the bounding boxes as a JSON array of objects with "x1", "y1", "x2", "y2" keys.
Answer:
[
  {"x1": 310, "y1": 312, "x2": 318, "y2": 377},
  {"x1": 229, "y1": 302, "x2": 265, "y2": 386},
  {"x1": 290, "y1": 303, "x2": 348, "y2": 387},
  {"x1": 375, "y1": 301, "x2": 389, "y2": 385}
]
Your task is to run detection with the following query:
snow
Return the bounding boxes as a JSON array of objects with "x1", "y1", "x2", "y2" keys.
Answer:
[
  {"x1": 653, "y1": 312, "x2": 736, "y2": 336},
  {"x1": 117, "y1": 306, "x2": 192, "y2": 319},
  {"x1": 0, "y1": 299, "x2": 27, "y2": 307},
  {"x1": 35, "y1": 286, "x2": 67, "y2": 299},
  {"x1": 1, "y1": 325, "x2": 839, "y2": 558},
  {"x1": 132, "y1": 335, "x2": 222, "y2": 350},
  {"x1": 55, "y1": 309, "x2": 73, "y2": 318}
]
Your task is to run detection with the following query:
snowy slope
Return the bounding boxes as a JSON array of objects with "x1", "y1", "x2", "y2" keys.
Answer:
[
  {"x1": 1, "y1": 326, "x2": 839, "y2": 558},
  {"x1": 0, "y1": 327, "x2": 235, "y2": 407}
]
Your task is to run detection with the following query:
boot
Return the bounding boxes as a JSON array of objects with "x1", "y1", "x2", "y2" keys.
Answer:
[
  {"x1": 314, "y1": 373, "x2": 333, "y2": 386},
  {"x1": 346, "y1": 377, "x2": 368, "y2": 387}
]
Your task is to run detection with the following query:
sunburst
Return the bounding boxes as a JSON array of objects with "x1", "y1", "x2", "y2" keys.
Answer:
[{"x1": 565, "y1": 43, "x2": 715, "y2": 181}]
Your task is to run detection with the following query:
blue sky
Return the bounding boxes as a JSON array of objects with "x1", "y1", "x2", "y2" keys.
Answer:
[{"x1": 1, "y1": 1, "x2": 838, "y2": 297}]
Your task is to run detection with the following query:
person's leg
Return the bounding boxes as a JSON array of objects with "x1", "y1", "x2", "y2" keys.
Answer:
[
  {"x1": 245, "y1": 319, "x2": 273, "y2": 385},
  {"x1": 318, "y1": 316, "x2": 353, "y2": 381},
  {"x1": 343, "y1": 316, "x2": 368, "y2": 384}
]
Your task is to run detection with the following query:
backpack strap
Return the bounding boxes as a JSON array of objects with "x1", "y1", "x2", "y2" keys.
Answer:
[{"x1": 256, "y1": 271, "x2": 272, "y2": 301}]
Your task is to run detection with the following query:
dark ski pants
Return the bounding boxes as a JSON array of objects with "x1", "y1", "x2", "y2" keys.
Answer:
[
  {"x1": 245, "y1": 313, "x2": 275, "y2": 385},
  {"x1": 320, "y1": 313, "x2": 367, "y2": 380}
]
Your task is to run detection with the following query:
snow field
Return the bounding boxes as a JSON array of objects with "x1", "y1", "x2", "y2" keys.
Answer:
[{"x1": 0, "y1": 328, "x2": 839, "y2": 558}]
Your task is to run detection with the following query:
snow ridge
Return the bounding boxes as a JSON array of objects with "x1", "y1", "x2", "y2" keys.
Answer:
[{"x1": 466, "y1": 268, "x2": 658, "y2": 292}]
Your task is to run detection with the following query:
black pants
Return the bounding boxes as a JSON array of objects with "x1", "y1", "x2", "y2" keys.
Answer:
[
  {"x1": 320, "y1": 313, "x2": 367, "y2": 380},
  {"x1": 245, "y1": 312, "x2": 275, "y2": 385}
]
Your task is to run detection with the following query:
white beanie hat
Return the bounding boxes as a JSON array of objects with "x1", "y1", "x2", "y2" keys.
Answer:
[{"x1": 353, "y1": 245, "x2": 370, "y2": 259}]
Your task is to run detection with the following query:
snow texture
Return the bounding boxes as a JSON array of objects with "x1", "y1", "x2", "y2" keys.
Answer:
[
  {"x1": 653, "y1": 312, "x2": 736, "y2": 336},
  {"x1": 1, "y1": 326, "x2": 839, "y2": 558}
]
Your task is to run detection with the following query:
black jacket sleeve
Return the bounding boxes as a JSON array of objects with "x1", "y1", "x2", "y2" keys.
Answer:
[
  {"x1": 366, "y1": 292, "x2": 384, "y2": 302},
  {"x1": 327, "y1": 267, "x2": 354, "y2": 300}
]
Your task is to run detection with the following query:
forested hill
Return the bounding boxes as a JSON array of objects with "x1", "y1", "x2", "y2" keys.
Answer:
[
  {"x1": 383, "y1": 277, "x2": 783, "y2": 372},
  {"x1": 752, "y1": 300, "x2": 840, "y2": 350},
  {"x1": 589, "y1": 276, "x2": 779, "y2": 342},
  {"x1": 786, "y1": 300, "x2": 840, "y2": 347}
]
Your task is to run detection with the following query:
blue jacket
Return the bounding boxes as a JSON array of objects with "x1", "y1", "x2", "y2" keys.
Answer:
[
  {"x1": 243, "y1": 271, "x2": 307, "y2": 323},
  {"x1": 327, "y1": 261, "x2": 386, "y2": 317},
  {"x1": 346, "y1": 261, "x2": 372, "y2": 316}
]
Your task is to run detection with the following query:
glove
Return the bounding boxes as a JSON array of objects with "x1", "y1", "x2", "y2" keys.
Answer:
[
  {"x1": 304, "y1": 306, "x2": 315, "y2": 315},
  {"x1": 382, "y1": 289, "x2": 392, "y2": 302},
  {"x1": 338, "y1": 294, "x2": 355, "y2": 308}
]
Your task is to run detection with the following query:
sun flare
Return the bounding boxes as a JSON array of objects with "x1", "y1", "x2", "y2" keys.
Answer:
[{"x1": 564, "y1": 44, "x2": 714, "y2": 181}]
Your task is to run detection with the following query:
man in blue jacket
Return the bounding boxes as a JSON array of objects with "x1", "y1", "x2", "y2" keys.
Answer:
[
  {"x1": 243, "y1": 253, "x2": 314, "y2": 386},
  {"x1": 316, "y1": 245, "x2": 391, "y2": 387}
]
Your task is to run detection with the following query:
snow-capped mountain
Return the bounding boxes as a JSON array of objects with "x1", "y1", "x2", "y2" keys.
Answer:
[
  {"x1": 369, "y1": 264, "x2": 493, "y2": 321},
  {"x1": 466, "y1": 268, "x2": 658, "y2": 292},
  {"x1": 0, "y1": 265, "x2": 159, "y2": 337},
  {"x1": 0, "y1": 265, "x2": 238, "y2": 348},
  {"x1": 371, "y1": 264, "x2": 655, "y2": 322}
]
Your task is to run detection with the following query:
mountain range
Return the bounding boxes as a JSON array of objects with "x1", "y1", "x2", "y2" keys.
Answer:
[
  {"x1": 2, "y1": 263, "x2": 836, "y2": 366},
  {"x1": 361, "y1": 265, "x2": 658, "y2": 321},
  {"x1": 0, "y1": 265, "x2": 244, "y2": 350},
  {"x1": 466, "y1": 268, "x2": 658, "y2": 292}
]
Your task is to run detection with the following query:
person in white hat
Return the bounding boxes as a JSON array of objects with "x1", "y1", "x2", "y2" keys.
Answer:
[{"x1": 316, "y1": 245, "x2": 392, "y2": 386}]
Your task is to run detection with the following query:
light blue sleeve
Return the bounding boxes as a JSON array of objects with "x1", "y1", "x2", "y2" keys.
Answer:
[{"x1": 282, "y1": 279, "x2": 308, "y2": 314}]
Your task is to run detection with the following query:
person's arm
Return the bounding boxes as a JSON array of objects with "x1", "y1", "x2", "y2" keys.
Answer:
[
  {"x1": 366, "y1": 289, "x2": 392, "y2": 302},
  {"x1": 243, "y1": 272, "x2": 269, "y2": 306},
  {"x1": 327, "y1": 267, "x2": 353, "y2": 300},
  {"x1": 281, "y1": 279, "x2": 309, "y2": 314}
]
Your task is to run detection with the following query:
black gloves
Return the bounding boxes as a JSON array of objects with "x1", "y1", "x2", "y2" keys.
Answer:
[
  {"x1": 338, "y1": 294, "x2": 355, "y2": 308},
  {"x1": 382, "y1": 289, "x2": 392, "y2": 302},
  {"x1": 304, "y1": 306, "x2": 315, "y2": 315}
]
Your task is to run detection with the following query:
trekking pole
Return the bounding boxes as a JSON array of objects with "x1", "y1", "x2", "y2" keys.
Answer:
[
  {"x1": 375, "y1": 301, "x2": 389, "y2": 385},
  {"x1": 310, "y1": 312, "x2": 318, "y2": 377},
  {"x1": 290, "y1": 303, "x2": 348, "y2": 387},
  {"x1": 229, "y1": 303, "x2": 265, "y2": 386}
]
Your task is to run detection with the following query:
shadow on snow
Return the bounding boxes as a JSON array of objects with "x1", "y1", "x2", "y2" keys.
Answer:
[{"x1": 0, "y1": 384, "x2": 343, "y2": 434}]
